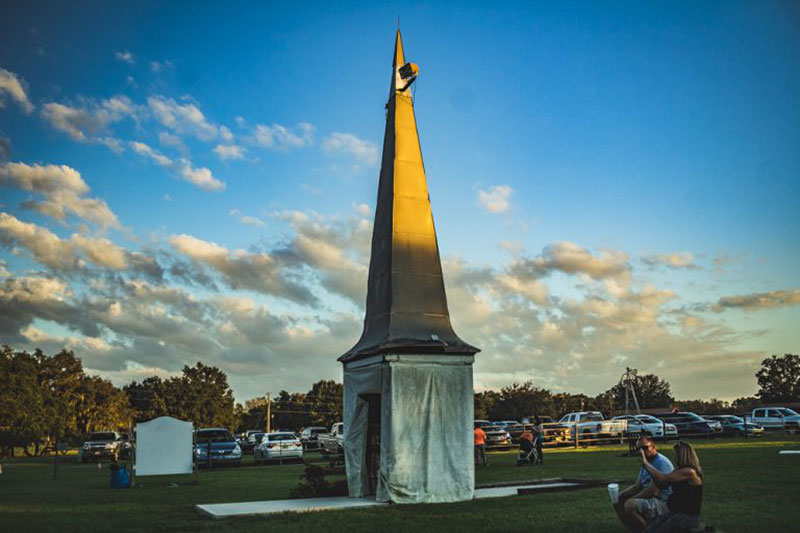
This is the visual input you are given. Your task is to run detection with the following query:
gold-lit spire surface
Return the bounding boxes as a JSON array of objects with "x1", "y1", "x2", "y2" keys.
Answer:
[{"x1": 340, "y1": 31, "x2": 478, "y2": 362}]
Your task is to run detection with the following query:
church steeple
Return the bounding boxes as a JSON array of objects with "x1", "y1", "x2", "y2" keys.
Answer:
[{"x1": 340, "y1": 31, "x2": 478, "y2": 362}]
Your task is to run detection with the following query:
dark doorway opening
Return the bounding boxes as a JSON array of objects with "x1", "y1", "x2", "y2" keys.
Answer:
[{"x1": 364, "y1": 394, "x2": 381, "y2": 496}]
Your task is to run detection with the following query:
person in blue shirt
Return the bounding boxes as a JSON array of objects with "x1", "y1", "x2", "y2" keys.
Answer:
[{"x1": 613, "y1": 436, "x2": 674, "y2": 532}]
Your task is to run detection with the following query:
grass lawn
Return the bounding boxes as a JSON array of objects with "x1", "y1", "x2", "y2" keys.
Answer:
[{"x1": 1, "y1": 435, "x2": 798, "y2": 532}]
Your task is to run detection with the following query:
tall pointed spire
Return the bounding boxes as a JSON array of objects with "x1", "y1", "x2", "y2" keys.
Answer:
[{"x1": 340, "y1": 31, "x2": 478, "y2": 362}]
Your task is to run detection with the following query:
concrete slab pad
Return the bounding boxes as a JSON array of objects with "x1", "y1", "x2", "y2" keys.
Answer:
[
  {"x1": 474, "y1": 483, "x2": 579, "y2": 499},
  {"x1": 196, "y1": 497, "x2": 382, "y2": 519},
  {"x1": 197, "y1": 481, "x2": 584, "y2": 519}
]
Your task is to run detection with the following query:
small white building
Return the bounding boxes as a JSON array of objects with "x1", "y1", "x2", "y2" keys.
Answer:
[{"x1": 339, "y1": 31, "x2": 479, "y2": 504}]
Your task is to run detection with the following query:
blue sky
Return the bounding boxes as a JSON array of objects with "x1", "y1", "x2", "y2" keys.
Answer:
[{"x1": 1, "y1": 1, "x2": 798, "y2": 402}]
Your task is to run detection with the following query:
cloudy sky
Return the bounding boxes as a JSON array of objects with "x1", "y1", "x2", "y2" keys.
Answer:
[{"x1": 1, "y1": 2, "x2": 798, "y2": 402}]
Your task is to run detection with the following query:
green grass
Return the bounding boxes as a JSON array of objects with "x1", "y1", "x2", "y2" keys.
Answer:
[{"x1": 1, "y1": 436, "x2": 798, "y2": 532}]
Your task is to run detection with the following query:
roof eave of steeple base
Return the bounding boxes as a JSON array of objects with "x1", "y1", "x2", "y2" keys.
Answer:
[{"x1": 338, "y1": 338, "x2": 480, "y2": 363}]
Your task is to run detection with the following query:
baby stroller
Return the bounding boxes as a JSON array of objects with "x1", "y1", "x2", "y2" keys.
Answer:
[{"x1": 516, "y1": 436, "x2": 539, "y2": 466}]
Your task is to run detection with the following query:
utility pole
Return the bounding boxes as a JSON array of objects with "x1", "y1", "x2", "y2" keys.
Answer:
[{"x1": 265, "y1": 392, "x2": 271, "y2": 434}]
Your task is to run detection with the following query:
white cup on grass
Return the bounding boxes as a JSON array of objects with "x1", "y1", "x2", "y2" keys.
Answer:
[{"x1": 607, "y1": 483, "x2": 619, "y2": 504}]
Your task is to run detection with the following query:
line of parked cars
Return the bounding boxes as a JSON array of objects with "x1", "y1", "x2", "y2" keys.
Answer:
[
  {"x1": 472, "y1": 406, "x2": 800, "y2": 449},
  {"x1": 79, "y1": 406, "x2": 798, "y2": 467}
]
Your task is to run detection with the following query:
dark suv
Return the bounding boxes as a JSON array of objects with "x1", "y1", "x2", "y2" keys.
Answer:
[
  {"x1": 653, "y1": 412, "x2": 714, "y2": 439},
  {"x1": 299, "y1": 426, "x2": 327, "y2": 450},
  {"x1": 81, "y1": 431, "x2": 123, "y2": 462}
]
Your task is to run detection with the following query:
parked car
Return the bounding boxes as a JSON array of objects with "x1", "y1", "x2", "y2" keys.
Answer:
[
  {"x1": 299, "y1": 426, "x2": 328, "y2": 450},
  {"x1": 705, "y1": 415, "x2": 764, "y2": 437},
  {"x1": 474, "y1": 419, "x2": 492, "y2": 428},
  {"x1": 254, "y1": 432, "x2": 304, "y2": 462},
  {"x1": 240, "y1": 429, "x2": 263, "y2": 452},
  {"x1": 81, "y1": 431, "x2": 124, "y2": 462},
  {"x1": 611, "y1": 414, "x2": 678, "y2": 439},
  {"x1": 492, "y1": 420, "x2": 519, "y2": 428},
  {"x1": 245, "y1": 431, "x2": 265, "y2": 451},
  {"x1": 703, "y1": 418, "x2": 724, "y2": 434},
  {"x1": 653, "y1": 412, "x2": 714, "y2": 439},
  {"x1": 318, "y1": 422, "x2": 344, "y2": 455},
  {"x1": 506, "y1": 423, "x2": 526, "y2": 443},
  {"x1": 558, "y1": 411, "x2": 625, "y2": 441},
  {"x1": 118, "y1": 432, "x2": 134, "y2": 459},
  {"x1": 748, "y1": 407, "x2": 800, "y2": 433},
  {"x1": 194, "y1": 428, "x2": 242, "y2": 467},
  {"x1": 481, "y1": 425, "x2": 512, "y2": 448}
]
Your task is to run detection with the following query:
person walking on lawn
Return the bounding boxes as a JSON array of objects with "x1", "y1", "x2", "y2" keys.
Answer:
[
  {"x1": 474, "y1": 424, "x2": 488, "y2": 466},
  {"x1": 613, "y1": 436, "x2": 674, "y2": 532}
]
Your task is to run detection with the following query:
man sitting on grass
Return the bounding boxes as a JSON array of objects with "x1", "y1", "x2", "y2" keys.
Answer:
[{"x1": 613, "y1": 436, "x2": 674, "y2": 532}]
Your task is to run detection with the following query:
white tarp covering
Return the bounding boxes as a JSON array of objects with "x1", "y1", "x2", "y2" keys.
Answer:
[
  {"x1": 343, "y1": 354, "x2": 474, "y2": 504},
  {"x1": 135, "y1": 416, "x2": 193, "y2": 476}
]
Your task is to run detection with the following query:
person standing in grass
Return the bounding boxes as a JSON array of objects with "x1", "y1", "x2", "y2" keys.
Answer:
[
  {"x1": 474, "y1": 424, "x2": 488, "y2": 466},
  {"x1": 613, "y1": 436, "x2": 674, "y2": 532},
  {"x1": 533, "y1": 423, "x2": 544, "y2": 465},
  {"x1": 640, "y1": 441, "x2": 704, "y2": 533}
]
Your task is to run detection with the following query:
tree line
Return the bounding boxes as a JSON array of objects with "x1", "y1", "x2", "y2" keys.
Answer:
[
  {"x1": 0, "y1": 346, "x2": 343, "y2": 457},
  {"x1": 1, "y1": 345, "x2": 797, "y2": 457}
]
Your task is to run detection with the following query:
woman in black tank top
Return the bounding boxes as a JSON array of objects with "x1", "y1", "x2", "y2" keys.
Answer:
[{"x1": 640, "y1": 441, "x2": 704, "y2": 533}]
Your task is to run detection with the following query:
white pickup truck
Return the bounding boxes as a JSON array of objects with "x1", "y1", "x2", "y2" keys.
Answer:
[
  {"x1": 559, "y1": 411, "x2": 626, "y2": 441},
  {"x1": 748, "y1": 407, "x2": 800, "y2": 433},
  {"x1": 318, "y1": 422, "x2": 344, "y2": 455}
]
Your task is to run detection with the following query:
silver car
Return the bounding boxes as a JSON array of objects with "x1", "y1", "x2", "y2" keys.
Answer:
[
  {"x1": 254, "y1": 432, "x2": 304, "y2": 462},
  {"x1": 612, "y1": 414, "x2": 678, "y2": 439}
]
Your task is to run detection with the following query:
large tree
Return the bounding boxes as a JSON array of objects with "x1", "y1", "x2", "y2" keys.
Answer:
[
  {"x1": 124, "y1": 362, "x2": 237, "y2": 430},
  {"x1": 488, "y1": 382, "x2": 555, "y2": 421},
  {"x1": 1, "y1": 347, "x2": 132, "y2": 457},
  {"x1": 0, "y1": 347, "x2": 47, "y2": 456},
  {"x1": 474, "y1": 390, "x2": 500, "y2": 420},
  {"x1": 73, "y1": 376, "x2": 133, "y2": 437},
  {"x1": 304, "y1": 380, "x2": 342, "y2": 428},
  {"x1": 756, "y1": 354, "x2": 800, "y2": 403},
  {"x1": 124, "y1": 376, "x2": 169, "y2": 422}
]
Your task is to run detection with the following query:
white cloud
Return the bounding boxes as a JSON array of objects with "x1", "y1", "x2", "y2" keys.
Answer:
[
  {"x1": 177, "y1": 160, "x2": 225, "y2": 191},
  {"x1": 214, "y1": 143, "x2": 245, "y2": 160},
  {"x1": 321, "y1": 132, "x2": 378, "y2": 165},
  {"x1": 115, "y1": 51, "x2": 135, "y2": 64},
  {"x1": 642, "y1": 251, "x2": 698, "y2": 269},
  {"x1": 70, "y1": 233, "x2": 128, "y2": 269},
  {"x1": 0, "y1": 161, "x2": 119, "y2": 227},
  {"x1": 219, "y1": 126, "x2": 234, "y2": 142},
  {"x1": 229, "y1": 209, "x2": 265, "y2": 227},
  {"x1": 477, "y1": 185, "x2": 513, "y2": 214},
  {"x1": 129, "y1": 141, "x2": 172, "y2": 167},
  {"x1": 150, "y1": 60, "x2": 173, "y2": 72},
  {"x1": 0, "y1": 68, "x2": 34, "y2": 113},
  {"x1": 40, "y1": 96, "x2": 135, "y2": 147},
  {"x1": 527, "y1": 241, "x2": 630, "y2": 282},
  {"x1": 252, "y1": 122, "x2": 314, "y2": 150},
  {"x1": 0, "y1": 212, "x2": 77, "y2": 269},
  {"x1": 713, "y1": 290, "x2": 800, "y2": 312},
  {"x1": 158, "y1": 131, "x2": 187, "y2": 153},
  {"x1": 147, "y1": 96, "x2": 217, "y2": 141},
  {"x1": 128, "y1": 141, "x2": 225, "y2": 192},
  {"x1": 169, "y1": 233, "x2": 314, "y2": 303},
  {"x1": 0, "y1": 212, "x2": 127, "y2": 270}
]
